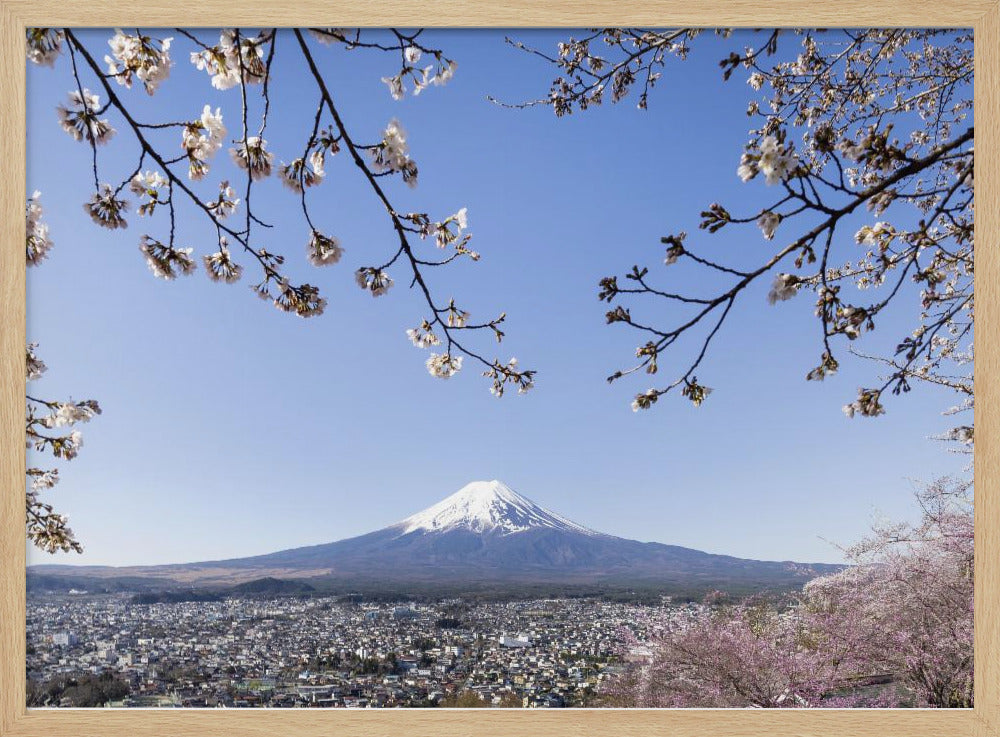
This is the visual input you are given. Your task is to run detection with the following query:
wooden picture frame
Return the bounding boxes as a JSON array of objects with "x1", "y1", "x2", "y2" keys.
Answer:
[{"x1": 1, "y1": 2, "x2": 997, "y2": 735}]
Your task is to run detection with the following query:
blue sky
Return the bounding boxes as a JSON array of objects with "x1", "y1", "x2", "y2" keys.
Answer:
[{"x1": 26, "y1": 29, "x2": 970, "y2": 567}]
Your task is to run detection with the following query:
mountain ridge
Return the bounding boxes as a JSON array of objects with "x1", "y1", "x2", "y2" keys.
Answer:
[{"x1": 29, "y1": 479, "x2": 843, "y2": 591}]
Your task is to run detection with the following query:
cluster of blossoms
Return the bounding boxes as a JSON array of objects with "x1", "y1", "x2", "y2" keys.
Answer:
[
  {"x1": 426, "y1": 352, "x2": 463, "y2": 379},
  {"x1": 805, "y1": 351, "x2": 839, "y2": 382},
  {"x1": 381, "y1": 45, "x2": 458, "y2": 99},
  {"x1": 129, "y1": 170, "x2": 168, "y2": 216},
  {"x1": 403, "y1": 208, "x2": 480, "y2": 261},
  {"x1": 39, "y1": 400, "x2": 102, "y2": 429},
  {"x1": 138, "y1": 235, "x2": 196, "y2": 279},
  {"x1": 272, "y1": 278, "x2": 327, "y2": 318},
  {"x1": 230, "y1": 136, "x2": 274, "y2": 181},
  {"x1": 57, "y1": 89, "x2": 115, "y2": 145},
  {"x1": 767, "y1": 273, "x2": 799, "y2": 304},
  {"x1": 445, "y1": 301, "x2": 470, "y2": 328},
  {"x1": 26, "y1": 28, "x2": 64, "y2": 67},
  {"x1": 355, "y1": 267, "x2": 394, "y2": 296},
  {"x1": 31, "y1": 429, "x2": 83, "y2": 460},
  {"x1": 854, "y1": 221, "x2": 897, "y2": 249},
  {"x1": 26, "y1": 191, "x2": 53, "y2": 266},
  {"x1": 484, "y1": 357, "x2": 535, "y2": 397},
  {"x1": 202, "y1": 239, "x2": 244, "y2": 284},
  {"x1": 434, "y1": 207, "x2": 469, "y2": 249},
  {"x1": 25, "y1": 339, "x2": 101, "y2": 553},
  {"x1": 681, "y1": 379, "x2": 713, "y2": 407},
  {"x1": 181, "y1": 105, "x2": 226, "y2": 180},
  {"x1": 842, "y1": 388, "x2": 885, "y2": 418},
  {"x1": 306, "y1": 231, "x2": 344, "y2": 267},
  {"x1": 631, "y1": 388, "x2": 660, "y2": 412},
  {"x1": 26, "y1": 343, "x2": 47, "y2": 381},
  {"x1": 406, "y1": 320, "x2": 442, "y2": 348},
  {"x1": 190, "y1": 29, "x2": 268, "y2": 90},
  {"x1": 737, "y1": 134, "x2": 796, "y2": 185},
  {"x1": 370, "y1": 119, "x2": 418, "y2": 187},
  {"x1": 205, "y1": 180, "x2": 240, "y2": 219},
  {"x1": 104, "y1": 29, "x2": 173, "y2": 94},
  {"x1": 279, "y1": 150, "x2": 326, "y2": 192},
  {"x1": 756, "y1": 211, "x2": 780, "y2": 240},
  {"x1": 519, "y1": 29, "x2": 700, "y2": 116},
  {"x1": 84, "y1": 185, "x2": 128, "y2": 229}
]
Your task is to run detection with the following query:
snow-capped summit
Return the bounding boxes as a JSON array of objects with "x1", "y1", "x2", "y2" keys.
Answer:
[{"x1": 394, "y1": 479, "x2": 600, "y2": 537}]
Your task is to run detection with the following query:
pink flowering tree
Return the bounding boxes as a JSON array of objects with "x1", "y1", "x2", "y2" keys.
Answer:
[
  {"x1": 24, "y1": 28, "x2": 538, "y2": 553},
  {"x1": 511, "y1": 30, "x2": 973, "y2": 434},
  {"x1": 802, "y1": 477, "x2": 973, "y2": 707},
  {"x1": 603, "y1": 478, "x2": 973, "y2": 707},
  {"x1": 601, "y1": 597, "x2": 839, "y2": 708}
]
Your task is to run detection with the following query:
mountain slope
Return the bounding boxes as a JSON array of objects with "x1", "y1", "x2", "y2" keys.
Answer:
[
  {"x1": 29, "y1": 480, "x2": 842, "y2": 589},
  {"x1": 193, "y1": 480, "x2": 841, "y2": 585}
]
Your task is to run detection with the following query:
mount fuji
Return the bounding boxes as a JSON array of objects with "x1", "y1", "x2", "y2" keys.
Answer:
[{"x1": 30, "y1": 480, "x2": 842, "y2": 592}]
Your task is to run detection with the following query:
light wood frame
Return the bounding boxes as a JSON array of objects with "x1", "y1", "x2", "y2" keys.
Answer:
[{"x1": 1, "y1": 2, "x2": 997, "y2": 735}]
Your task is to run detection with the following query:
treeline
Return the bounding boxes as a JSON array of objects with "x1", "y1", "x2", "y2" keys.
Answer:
[{"x1": 27, "y1": 672, "x2": 129, "y2": 707}]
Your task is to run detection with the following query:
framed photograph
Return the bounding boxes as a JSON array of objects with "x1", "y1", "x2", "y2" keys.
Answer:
[{"x1": 2, "y1": 2, "x2": 997, "y2": 736}]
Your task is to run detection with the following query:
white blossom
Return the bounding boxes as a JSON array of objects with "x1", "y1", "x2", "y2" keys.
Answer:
[
  {"x1": 129, "y1": 170, "x2": 167, "y2": 196},
  {"x1": 205, "y1": 181, "x2": 240, "y2": 219},
  {"x1": 230, "y1": 137, "x2": 274, "y2": 181},
  {"x1": 190, "y1": 29, "x2": 267, "y2": 90},
  {"x1": 737, "y1": 153, "x2": 757, "y2": 182},
  {"x1": 129, "y1": 171, "x2": 168, "y2": 216},
  {"x1": 426, "y1": 352, "x2": 463, "y2": 379},
  {"x1": 43, "y1": 401, "x2": 101, "y2": 428},
  {"x1": 433, "y1": 60, "x2": 457, "y2": 86},
  {"x1": 306, "y1": 231, "x2": 343, "y2": 266},
  {"x1": 30, "y1": 469, "x2": 59, "y2": 491},
  {"x1": 631, "y1": 389, "x2": 659, "y2": 412},
  {"x1": 26, "y1": 344, "x2": 47, "y2": 381},
  {"x1": 84, "y1": 185, "x2": 128, "y2": 229},
  {"x1": 767, "y1": 273, "x2": 799, "y2": 304},
  {"x1": 139, "y1": 235, "x2": 196, "y2": 279},
  {"x1": 272, "y1": 279, "x2": 327, "y2": 318},
  {"x1": 279, "y1": 151, "x2": 325, "y2": 192},
  {"x1": 447, "y1": 308, "x2": 470, "y2": 328},
  {"x1": 26, "y1": 28, "x2": 64, "y2": 67},
  {"x1": 854, "y1": 221, "x2": 894, "y2": 246},
  {"x1": 843, "y1": 388, "x2": 885, "y2": 418},
  {"x1": 355, "y1": 267, "x2": 394, "y2": 296},
  {"x1": 57, "y1": 89, "x2": 115, "y2": 145},
  {"x1": 57, "y1": 431, "x2": 84, "y2": 460},
  {"x1": 182, "y1": 106, "x2": 226, "y2": 180},
  {"x1": 757, "y1": 135, "x2": 796, "y2": 185},
  {"x1": 26, "y1": 191, "x2": 53, "y2": 266},
  {"x1": 309, "y1": 29, "x2": 347, "y2": 45},
  {"x1": 406, "y1": 322, "x2": 441, "y2": 348},
  {"x1": 370, "y1": 119, "x2": 418, "y2": 187},
  {"x1": 757, "y1": 211, "x2": 781, "y2": 240},
  {"x1": 203, "y1": 242, "x2": 243, "y2": 283},
  {"x1": 404, "y1": 46, "x2": 422, "y2": 64},
  {"x1": 105, "y1": 29, "x2": 173, "y2": 95},
  {"x1": 382, "y1": 74, "x2": 405, "y2": 100}
]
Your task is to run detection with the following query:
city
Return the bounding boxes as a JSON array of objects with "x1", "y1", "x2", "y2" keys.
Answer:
[{"x1": 26, "y1": 594, "x2": 705, "y2": 708}]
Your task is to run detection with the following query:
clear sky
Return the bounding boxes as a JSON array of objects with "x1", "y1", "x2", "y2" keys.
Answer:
[{"x1": 26, "y1": 29, "x2": 970, "y2": 567}]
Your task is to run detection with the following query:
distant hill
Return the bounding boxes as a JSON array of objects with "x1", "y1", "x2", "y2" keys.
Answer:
[{"x1": 229, "y1": 577, "x2": 315, "y2": 595}]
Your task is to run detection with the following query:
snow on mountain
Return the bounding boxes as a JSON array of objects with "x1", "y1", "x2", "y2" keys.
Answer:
[{"x1": 393, "y1": 480, "x2": 601, "y2": 537}]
